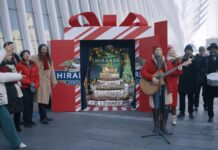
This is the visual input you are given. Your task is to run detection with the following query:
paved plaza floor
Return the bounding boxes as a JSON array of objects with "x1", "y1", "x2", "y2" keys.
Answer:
[{"x1": 1, "y1": 99, "x2": 218, "y2": 150}]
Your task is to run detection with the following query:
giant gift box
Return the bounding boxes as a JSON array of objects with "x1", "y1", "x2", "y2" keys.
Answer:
[{"x1": 51, "y1": 12, "x2": 168, "y2": 112}]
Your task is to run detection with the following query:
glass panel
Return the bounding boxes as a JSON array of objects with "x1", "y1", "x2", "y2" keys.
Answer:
[
  {"x1": 0, "y1": 17, "x2": 4, "y2": 39},
  {"x1": 25, "y1": 0, "x2": 34, "y2": 12},
  {"x1": 8, "y1": 9, "x2": 23, "y2": 50},
  {"x1": 67, "y1": 0, "x2": 73, "y2": 15},
  {"x1": 58, "y1": 18, "x2": 64, "y2": 39},
  {"x1": 43, "y1": 15, "x2": 52, "y2": 40},
  {"x1": 26, "y1": 13, "x2": 39, "y2": 49},
  {"x1": 40, "y1": 0, "x2": 48, "y2": 14},
  {"x1": 54, "y1": 0, "x2": 61, "y2": 17},
  {"x1": 40, "y1": 0, "x2": 53, "y2": 40},
  {"x1": 7, "y1": 0, "x2": 16, "y2": 9},
  {"x1": 13, "y1": 39, "x2": 23, "y2": 52}
]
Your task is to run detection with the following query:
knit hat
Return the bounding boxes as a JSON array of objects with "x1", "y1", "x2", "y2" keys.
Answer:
[{"x1": 184, "y1": 44, "x2": 193, "y2": 52}]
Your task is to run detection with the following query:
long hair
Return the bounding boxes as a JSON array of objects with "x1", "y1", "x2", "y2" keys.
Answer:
[{"x1": 38, "y1": 44, "x2": 51, "y2": 64}]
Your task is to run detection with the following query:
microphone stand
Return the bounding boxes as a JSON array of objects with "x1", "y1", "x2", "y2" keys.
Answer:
[{"x1": 141, "y1": 67, "x2": 173, "y2": 144}]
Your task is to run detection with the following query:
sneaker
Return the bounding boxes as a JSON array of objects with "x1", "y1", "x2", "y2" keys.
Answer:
[
  {"x1": 208, "y1": 117, "x2": 213, "y2": 123},
  {"x1": 19, "y1": 142, "x2": 27, "y2": 149},
  {"x1": 177, "y1": 112, "x2": 185, "y2": 119},
  {"x1": 194, "y1": 107, "x2": 198, "y2": 111},
  {"x1": 189, "y1": 113, "x2": 194, "y2": 119},
  {"x1": 172, "y1": 115, "x2": 177, "y2": 126}
]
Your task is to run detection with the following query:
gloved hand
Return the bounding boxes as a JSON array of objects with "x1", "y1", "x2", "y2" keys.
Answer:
[{"x1": 30, "y1": 82, "x2": 36, "y2": 93}]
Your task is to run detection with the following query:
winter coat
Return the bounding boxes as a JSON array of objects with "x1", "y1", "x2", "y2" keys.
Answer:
[
  {"x1": 16, "y1": 60, "x2": 39, "y2": 89},
  {"x1": 193, "y1": 54, "x2": 207, "y2": 84},
  {"x1": 32, "y1": 55, "x2": 57, "y2": 104},
  {"x1": 0, "y1": 49, "x2": 22, "y2": 105},
  {"x1": 140, "y1": 55, "x2": 173, "y2": 108},
  {"x1": 0, "y1": 63, "x2": 23, "y2": 113},
  {"x1": 169, "y1": 60, "x2": 182, "y2": 107},
  {"x1": 203, "y1": 55, "x2": 218, "y2": 97},
  {"x1": 178, "y1": 57, "x2": 195, "y2": 94}
]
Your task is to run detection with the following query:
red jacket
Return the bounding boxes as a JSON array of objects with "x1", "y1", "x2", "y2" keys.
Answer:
[
  {"x1": 16, "y1": 60, "x2": 39, "y2": 89},
  {"x1": 168, "y1": 60, "x2": 183, "y2": 106},
  {"x1": 140, "y1": 57, "x2": 173, "y2": 93}
]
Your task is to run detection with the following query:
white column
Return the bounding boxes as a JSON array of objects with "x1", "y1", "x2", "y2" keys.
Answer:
[
  {"x1": 46, "y1": 0, "x2": 60, "y2": 39},
  {"x1": 32, "y1": 0, "x2": 46, "y2": 44},
  {"x1": 70, "y1": 0, "x2": 81, "y2": 14},
  {"x1": 58, "y1": 0, "x2": 70, "y2": 27},
  {"x1": 0, "y1": 0, "x2": 12, "y2": 41},
  {"x1": 15, "y1": 0, "x2": 33, "y2": 52},
  {"x1": 89, "y1": 0, "x2": 102, "y2": 22}
]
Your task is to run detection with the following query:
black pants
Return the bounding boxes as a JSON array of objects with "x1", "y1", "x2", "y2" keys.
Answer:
[
  {"x1": 38, "y1": 104, "x2": 48, "y2": 120},
  {"x1": 194, "y1": 81, "x2": 207, "y2": 108},
  {"x1": 179, "y1": 93, "x2": 194, "y2": 114},
  {"x1": 14, "y1": 112, "x2": 21, "y2": 127},
  {"x1": 22, "y1": 88, "x2": 34, "y2": 125},
  {"x1": 207, "y1": 96, "x2": 214, "y2": 118}
]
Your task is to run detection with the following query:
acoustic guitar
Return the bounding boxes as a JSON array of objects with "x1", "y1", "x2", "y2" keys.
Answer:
[{"x1": 140, "y1": 59, "x2": 192, "y2": 95}]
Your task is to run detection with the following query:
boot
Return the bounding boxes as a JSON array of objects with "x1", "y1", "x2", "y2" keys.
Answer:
[
  {"x1": 162, "y1": 110, "x2": 169, "y2": 133},
  {"x1": 152, "y1": 109, "x2": 159, "y2": 134}
]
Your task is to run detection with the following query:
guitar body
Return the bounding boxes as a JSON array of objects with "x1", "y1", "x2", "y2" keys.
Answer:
[
  {"x1": 140, "y1": 59, "x2": 192, "y2": 96},
  {"x1": 140, "y1": 71, "x2": 165, "y2": 95}
]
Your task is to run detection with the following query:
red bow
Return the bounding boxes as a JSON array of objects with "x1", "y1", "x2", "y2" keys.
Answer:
[{"x1": 69, "y1": 12, "x2": 148, "y2": 27}]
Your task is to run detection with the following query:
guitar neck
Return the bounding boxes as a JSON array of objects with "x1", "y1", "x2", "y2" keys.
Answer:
[{"x1": 161, "y1": 67, "x2": 178, "y2": 78}]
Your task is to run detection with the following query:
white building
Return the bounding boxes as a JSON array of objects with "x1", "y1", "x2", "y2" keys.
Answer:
[{"x1": 0, "y1": 0, "x2": 216, "y2": 55}]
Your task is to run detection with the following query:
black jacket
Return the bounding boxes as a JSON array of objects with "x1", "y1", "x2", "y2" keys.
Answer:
[
  {"x1": 193, "y1": 54, "x2": 206, "y2": 84},
  {"x1": 178, "y1": 57, "x2": 196, "y2": 94},
  {"x1": 204, "y1": 55, "x2": 218, "y2": 97}
]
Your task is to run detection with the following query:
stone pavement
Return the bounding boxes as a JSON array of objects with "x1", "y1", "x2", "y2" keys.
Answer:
[{"x1": 0, "y1": 100, "x2": 218, "y2": 150}]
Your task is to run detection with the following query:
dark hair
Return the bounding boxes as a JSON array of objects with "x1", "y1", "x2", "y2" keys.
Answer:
[
  {"x1": 38, "y1": 44, "x2": 51, "y2": 64},
  {"x1": 3, "y1": 41, "x2": 13, "y2": 48},
  {"x1": 199, "y1": 46, "x2": 205, "y2": 51},
  {"x1": 20, "y1": 50, "x2": 30, "y2": 58},
  {"x1": 184, "y1": 44, "x2": 193, "y2": 52}
]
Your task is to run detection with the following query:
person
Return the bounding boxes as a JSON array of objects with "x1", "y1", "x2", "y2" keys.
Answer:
[
  {"x1": 177, "y1": 44, "x2": 195, "y2": 119},
  {"x1": 0, "y1": 48, "x2": 27, "y2": 149},
  {"x1": 32, "y1": 44, "x2": 57, "y2": 124},
  {"x1": 141, "y1": 46, "x2": 173, "y2": 133},
  {"x1": 0, "y1": 52, "x2": 23, "y2": 132},
  {"x1": 193, "y1": 46, "x2": 208, "y2": 111},
  {"x1": 3, "y1": 41, "x2": 20, "y2": 65},
  {"x1": 203, "y1": 43, "x2": 218, "y2": 122},
  {"x1": 16, "y1": 50, "x2": 39, "y2": 128},
  {"x1": 166, "y1": 46, "x2": 183, "y2": 125}
]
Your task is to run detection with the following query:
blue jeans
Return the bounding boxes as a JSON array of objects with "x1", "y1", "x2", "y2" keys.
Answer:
[
  {"x1": 0, "y1": 106, "x2": 21, "y2": 148},
  {"x1": 152, "y1": 85, "x2": 168, "y2": 110}
]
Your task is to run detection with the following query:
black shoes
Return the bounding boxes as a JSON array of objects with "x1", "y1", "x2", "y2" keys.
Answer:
[
  {"x1": 177, "y1": 112, "x2": 185, "y2": 119},
  {"x1": 15, "y1": 125, "x2": 22, "y2": 132},
  {"x1": 40, "y1": 118, "x2": 49, "y2": 125},
  {"x1": 189, "y1": 113, "x2": 194, "y2": 119},
  {"x1": 46, "y1": 117, "x2": 54, "y2": 121},
  {"x1": 208, "y1": 117, "x2": 213, "y2": 123}
]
